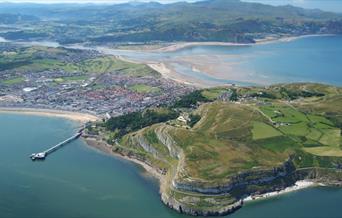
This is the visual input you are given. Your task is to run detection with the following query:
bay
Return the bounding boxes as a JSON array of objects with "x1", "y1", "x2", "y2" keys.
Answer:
[
  {"x1": 1, "y1": 113, "x2": 342, "y2": 218},
  {"x1": 97, "y1": 35, "x2": 342, "y2": 86}
]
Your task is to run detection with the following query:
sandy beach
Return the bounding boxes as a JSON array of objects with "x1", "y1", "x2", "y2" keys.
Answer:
[
  {"x1": 148, "y1": 63, "x2": 200, "y2": 86},
  {"x1": 243, "y1": 180, "x2": 318, "y2": 203},
  {"x1": 155, "y1": 41, "x2": 249, "y2": 52},
  {"x1": 153, "y1": 34, "x2": 335, "y2": 52},
  {"x1": 100, "y1": 34, "x2": 335, "y2": 88},
  {"x1": 148, "y1": 62, "x2": 225, "y2": 88},
  {"x1": 0, "y1": 107, "x2": 99, "y2": 123}
]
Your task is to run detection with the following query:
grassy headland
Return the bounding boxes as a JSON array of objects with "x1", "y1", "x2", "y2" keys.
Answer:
[{"x1": 86, "y1": 83, "x2": 342, "y2": 216}]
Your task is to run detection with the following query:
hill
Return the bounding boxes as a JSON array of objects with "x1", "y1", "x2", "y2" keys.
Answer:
[
  {"x1": 0, "y1": 0, "x2": 342, "y2": 44},
  {"x1": 0, "y1": 45, "x2": 158, "y2": 76},
  {"x1": 87, "y1": 83, "x2": 342, "y2": 216}
]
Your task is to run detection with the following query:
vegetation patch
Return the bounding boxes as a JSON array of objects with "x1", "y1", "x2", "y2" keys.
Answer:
[
  {"x1": 201, "y1": 87, "x2": 230, "y2": 100},
  {"x1": 319, "y1": 129, "x2": 341, "y2": 147},
  {"x1": 128, "y1": 84, "x2": 161, "y2": 94},
  {"x1": 105, "y1": 107, "x2": 179, "y2": 138},
  {"x1": 254, "y1": 136, "x2": 299, "y2": 153},
  {"x1": 54, "y1": 75, "x2": 88, "y2": 83},
  {"x1": 173, "y1": 90, "x2": 212, "y2": 108},
  {"x1": 252, "y1": 121, "x2": 282, "y2": 140},
  {"x1": 0, "y1": 47, "x2": 159, "y2": 77},
  {"x1": 303, "y1": 147, "x2": 342, "y2": 157},
  {"x1": 81, "y1": 57, "x2": 159, "y2": 77},
  {"x1": 92, "y1": 83, "x2": 342, "y2": 214},
  {"x1": 1, "y1": 77, "x2": 25, "y2": 85},
  {"x1": 279, "y1": 122, "x2": 310, "y2": 136}
]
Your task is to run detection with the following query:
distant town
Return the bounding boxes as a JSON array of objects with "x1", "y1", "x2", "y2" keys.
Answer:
[{"x1": 0, "y1": 44, "x2": 193, "y2": 118}]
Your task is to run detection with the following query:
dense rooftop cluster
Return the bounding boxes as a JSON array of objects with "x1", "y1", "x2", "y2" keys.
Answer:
[{"x1": 0, "y1": 44, "x2": 193, "y2": 117}]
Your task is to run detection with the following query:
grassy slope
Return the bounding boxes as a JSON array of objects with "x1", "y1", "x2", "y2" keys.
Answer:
[
  {"x1": 128, "y1": 84, "x2": 161, "y2": 94},
  {"x1": 102, "y1": 83, "x2": 342, "y2": 213},
  {"x1": 1, "y1": 76, "x2": 25, "y2": 85},
  {"x1": 119, "y1": 99, "x2": 340, "y2": 182},
  {"x1": 0, "y1": 46, "x2": 159, "y2": 83},
  {"x1": 80, "y1": 57, "x2": 160, "y2": 77},
  {"x1": 170, "y1": 102, "x2": 291, "y2": 183}
]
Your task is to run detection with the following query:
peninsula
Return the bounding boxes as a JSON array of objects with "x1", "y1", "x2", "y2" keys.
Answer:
[
  {"x1": 84, "y1": 83, "x2": 342, "y2": 216},
  {"x1": 0, "y1": 0, "x2": 342, "y2": 216}
]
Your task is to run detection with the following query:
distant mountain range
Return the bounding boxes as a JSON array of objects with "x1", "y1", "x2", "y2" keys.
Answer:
[{"x1": 1, "y1": 0, "x2": 342, "y2": 44}]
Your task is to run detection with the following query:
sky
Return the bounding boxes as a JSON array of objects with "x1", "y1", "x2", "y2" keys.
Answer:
[{"x1": 0, "y1": 0, "x2": 341, "y2": 13}]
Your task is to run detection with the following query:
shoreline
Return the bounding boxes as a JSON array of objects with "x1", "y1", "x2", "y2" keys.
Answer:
[
  {"x1": 0, "y1": 106, "x2": 159, "y2": 180},
  {"x1": 151, "y1": 34, "x2": 336, "y2": 52},
  {"x1": 109, "y1": 34, "x2": 337, "y2": 88},
  {"x1": 83, "y1": 137, "x2": 163, "y2": 181},
  {"x1": 82, "y1": 134, "x2": 342, "y2": 217},
  {"x1": 2, "y1": 34, "x2": 337, "y2": 89},
  {"x1": 243, "y1": 180, "x2": 319, "y2": 203},
  {"x1": 0, "y1": 107, "x2": 99, "y2": 123},
  {"x1": 147, "y1": 62, "x2": 208, "y2": 88}
]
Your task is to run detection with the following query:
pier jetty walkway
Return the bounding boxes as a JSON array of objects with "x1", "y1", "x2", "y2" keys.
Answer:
[{"x1": 30, "y1": 128, "x2": 84, "y2": 161}]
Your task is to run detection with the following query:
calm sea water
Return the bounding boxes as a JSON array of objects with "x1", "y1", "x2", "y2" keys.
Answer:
[
  {"x1": 0, "y1": 114, "x2": 179, "y2": 218},
  {"x1": 178, "y1": 35, "x2": 342, "y2": 86},
  {"x1": 99, "y1": 35, "x2": 342, "y2": 86},
  {"x1": 3, "y1": 35, "x2": 341, "y2": 86},
  {"x1": 0, "y1": 113, "x2": 342, "y2": 218}
]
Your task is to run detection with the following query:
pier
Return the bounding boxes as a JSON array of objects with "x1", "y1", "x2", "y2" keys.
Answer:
[{"x1": 30, "y1": 128, "x2": 83, "y2": 161}]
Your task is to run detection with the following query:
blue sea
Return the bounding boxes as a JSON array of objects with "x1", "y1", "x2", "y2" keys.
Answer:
[
  {"x1": 104, "y1": 35, "x2": 342, "y2": 86},
  {"x1": 167, "y1": 35, "x2": 342, "y2": 86},
  {"x1": 0, "y1": 112, "x2": 341, "y2": 218}
]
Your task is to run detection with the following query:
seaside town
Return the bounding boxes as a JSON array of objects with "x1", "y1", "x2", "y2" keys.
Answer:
[{"x1": 0, "y1": 44, "x2": 193, "y2": 118}]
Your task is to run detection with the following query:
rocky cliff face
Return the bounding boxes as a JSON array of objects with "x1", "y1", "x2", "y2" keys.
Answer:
[
  {"x1": 134, "y1": 135, "x2": 159, "y2": 156},
  {"x1": 172, "y1": 159, "x2": 296, "y2": 195},
  {"x1": 161, "y1": 192, "x2": 243, "y2": 217},
  {"x1": 110, "y1": 127, "x2": 342, "y2": 217},
  {"x1": 161, "y1": 165, "x2": 342, "y2": 216},
  {"x1": 155, "y1": 126, "x2": 181, "y2": 159}
]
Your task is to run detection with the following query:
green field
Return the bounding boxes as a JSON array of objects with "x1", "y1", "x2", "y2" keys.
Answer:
[
  {"x1": 81, "y1": 57, "x2": 160, "y2": 77},
  {"x1": 201, "y1": 88, "x2": 229, "y2": 100},
  {"x1": 260, "y1": 104, "x2": 308, "y2": 123},
  {"x1": 128, "y1": 84, "x2": 161, "y2": 94},
  {"x1": 258, "y1": 102, "x2": 341, "y2": 156},
  {"x1": 1, "y1": 77, "x2": 25, "y2": 85},
  {"x1": 0, "y1": 46, "x2": 159, "y2": 77},
  {"x1": 304, "y1": 146, "x2": 342, "y2": 157},
  {"x1": 279, "y1": 122, "x2": 310, "y2": 136},
  {"x1": 252, "y1": 121, "x2": 282, "y2": 140},
  {"x1": 53, "y1": 75, "x2": 88, "y2": 83}
]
